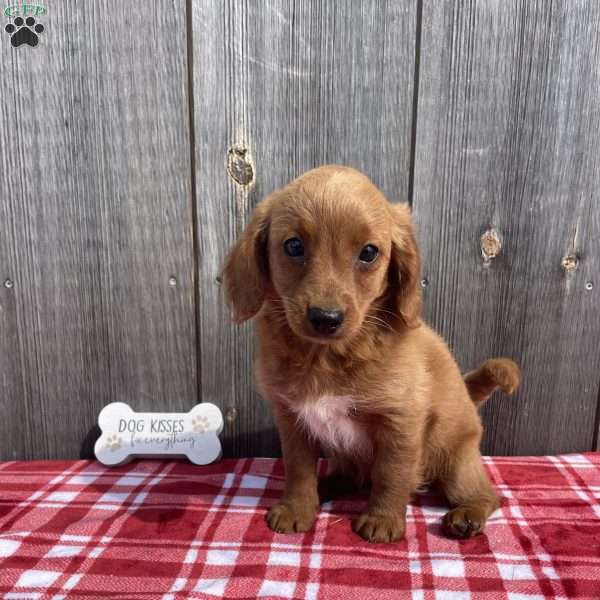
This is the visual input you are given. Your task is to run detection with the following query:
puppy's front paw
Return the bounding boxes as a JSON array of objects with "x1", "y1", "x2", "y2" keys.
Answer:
[
  {"x1": 442, "y1": 506, "x2": 485, "y2": 538},
  {"x1": 266, "y1": 502, "x2": 316, "y2": 534},
  {"x1": 354, "y1": 512, "x2": 405, "y2": 543}
]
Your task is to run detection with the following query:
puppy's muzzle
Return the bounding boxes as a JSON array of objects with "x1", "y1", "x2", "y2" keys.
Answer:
[{"x1": 307, "y1": 306, "x2": 345, "y2": 335}]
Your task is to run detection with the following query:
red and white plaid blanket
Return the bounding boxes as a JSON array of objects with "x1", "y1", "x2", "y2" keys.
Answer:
[{"x1": 0, "y1": 454, "x2": 598, "y2": 599}]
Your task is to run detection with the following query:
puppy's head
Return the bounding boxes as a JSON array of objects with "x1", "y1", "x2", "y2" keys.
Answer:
[{"x1": 223, "y1": 166, "x2": 421, "y2": 343}]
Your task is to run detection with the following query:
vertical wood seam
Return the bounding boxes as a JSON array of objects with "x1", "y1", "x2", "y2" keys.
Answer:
[
  {"x1": 186, "y1": 0, "x2": 203, "y2": 406},
  {"x1": 407, "y1": 0, "x2": 423, "y2": 208},
  {"x1": 592, "y1": 378, "x2": 600, "y2": 450}
]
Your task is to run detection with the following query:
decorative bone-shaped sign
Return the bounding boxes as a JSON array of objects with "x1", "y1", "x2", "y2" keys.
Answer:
[{"x1": 94, "y1": 402, "x2": 224, "y2": 466}]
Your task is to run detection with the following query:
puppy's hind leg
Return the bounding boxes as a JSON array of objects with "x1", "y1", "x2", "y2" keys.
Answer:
[{"x1": 439, "y1": 444, "x2": 499, "y2": 538}]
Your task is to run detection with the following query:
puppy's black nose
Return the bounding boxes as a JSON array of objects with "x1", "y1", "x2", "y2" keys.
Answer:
[{"x1": 307, "y1": 306, "x2": 345, "y2": 335}]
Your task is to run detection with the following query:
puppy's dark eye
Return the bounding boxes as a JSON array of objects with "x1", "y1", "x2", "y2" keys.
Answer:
[
  {"x1": 283, "y1": 237, "x2": 304, "y2": 258},
  {"x1": 359, "y1": 244, "x2": 379, "y2": 264}
]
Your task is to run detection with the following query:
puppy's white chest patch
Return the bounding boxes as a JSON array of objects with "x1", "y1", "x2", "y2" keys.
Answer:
[{"x1": 292, "y1": 395, "x2": 372, "y2": 459}]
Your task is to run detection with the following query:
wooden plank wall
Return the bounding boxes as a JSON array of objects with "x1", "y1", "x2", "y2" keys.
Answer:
[
  {"x1": 0, "y1": 2, "x2": 198, "y2": 459},
  {"x1": 413, "y1": 0, "x2": 600, "y2": 455},
  {"x1": 191, "y1": 0, "x2": 418, "y2": 456},
  {"x1": 1, "y1": 1, "x2": 599, "y2": 459}
]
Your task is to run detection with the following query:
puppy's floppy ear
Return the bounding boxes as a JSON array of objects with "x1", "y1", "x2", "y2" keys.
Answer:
[
  {"x1": 222, "y1": 197, "x2": 272, "y2": 324},
  {"x1": 388, "y1": 203, "x2": 422, "y2": 328}
]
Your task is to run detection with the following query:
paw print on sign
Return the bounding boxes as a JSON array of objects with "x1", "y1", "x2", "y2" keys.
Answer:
[
  {"x1": 192, "y1": 416, "x2": 210, "y2": 433},
  {"x1": 5, "y1": 16, "x2": 44, "y2": 47},
  {"x1": 105, "y1": 435, "x2": 122, "y2": 452}
]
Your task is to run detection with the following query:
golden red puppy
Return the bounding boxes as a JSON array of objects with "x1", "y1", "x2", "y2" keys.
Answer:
[{"x1": 223, "y1": 165, "x2": 520, "y2": 543}]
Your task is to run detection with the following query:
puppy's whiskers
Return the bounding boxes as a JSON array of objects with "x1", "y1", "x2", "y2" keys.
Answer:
[
  {"x1": 363, "y1": 314, "x2": 394, "y2": 333},
  {"x1": 279, "y1": 295, "x2": 306, "y2": 311},
  {"x1": 374, "y1": 306, "x2": 402, "y2": 321}
]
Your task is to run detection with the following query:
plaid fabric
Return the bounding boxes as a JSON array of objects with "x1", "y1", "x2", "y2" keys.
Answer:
[{"x1": 0, "y1": 454, "x2": 598, "y2": 600}]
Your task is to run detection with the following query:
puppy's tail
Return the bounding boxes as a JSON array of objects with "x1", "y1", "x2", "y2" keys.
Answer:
[{"x1": 464, "y1": 358, "x2": 521, "y2": 407}]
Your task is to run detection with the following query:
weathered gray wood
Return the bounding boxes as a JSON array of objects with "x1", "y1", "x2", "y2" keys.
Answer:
[
  {"x1": 0, "y1": 2, "x2": 197, "y2": 459},
  {"x1": 413, "y1": 0, "x2": 600, "y2": 455},
  {"x1": 0, "y1": 208, "x2": 30, "y2": 460},
  {"x1": 192, "y1": 0, "x2": 418, "y2": 456},
  {"x1": 3, "y1": 0, "x2": 598, "y2": 460}
]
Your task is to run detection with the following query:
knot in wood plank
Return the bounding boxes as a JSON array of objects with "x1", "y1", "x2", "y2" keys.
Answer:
[
  {"x1": 227, "y1": 146, "x2": 254, "y2": 186},
  {"x1": 561, "y1": 254, "x2": 579, "y2": 272},
  {"x1": 480, "y1": 228, "x2": 502, "y2": 262}
]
